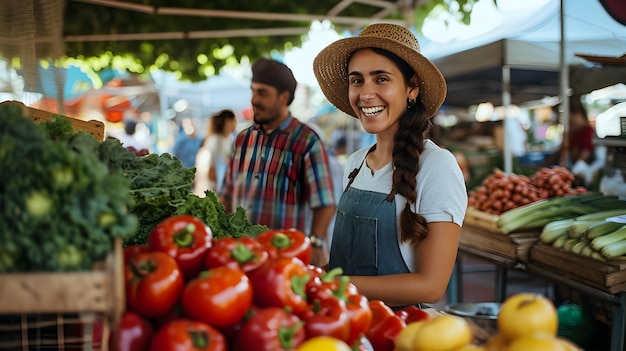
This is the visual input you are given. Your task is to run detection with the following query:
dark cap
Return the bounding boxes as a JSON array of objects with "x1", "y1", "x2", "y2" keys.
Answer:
[{"x1": 251, "y1": 58, "x2": 297, "y2": 104}]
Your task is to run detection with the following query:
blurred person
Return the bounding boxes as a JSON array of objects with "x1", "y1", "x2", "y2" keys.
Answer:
[
  {"x1": 220, "y1": 59, "x2": 336, "y2": 267},
  {"x1": 313, "y1": 23, "x2": 467, "y2": 308},
  {"x1": 194, "y1": 109, "x2": 237, "y2": 196},
  {"x1": 172, "y1": 117, "x2": 202, "y2": 168},
  {"x1": 111, "y1": 119, "x2": 151, "y2": 155},
  {"x1": 544, "y1": 96, "x2": 595, "y2": 167}
]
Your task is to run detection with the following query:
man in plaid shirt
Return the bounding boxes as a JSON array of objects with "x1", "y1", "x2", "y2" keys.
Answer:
[{"x1": 220, "y1": 58, "x2": 336, "y2": 267}]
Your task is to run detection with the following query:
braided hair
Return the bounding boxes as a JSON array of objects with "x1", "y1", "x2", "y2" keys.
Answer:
[{"x1": 372, "y1": 48, "x2": 431, "y2": 246}]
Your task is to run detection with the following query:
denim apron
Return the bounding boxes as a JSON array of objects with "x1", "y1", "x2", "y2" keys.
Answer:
[{"x1": 329, "y1": 147, "x2": 416, "y2": 311}]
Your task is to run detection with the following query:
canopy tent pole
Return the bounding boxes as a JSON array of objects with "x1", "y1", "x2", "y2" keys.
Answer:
[
  {"x1": 502, "y1": 64, "x2": 512, "y2": 174},
  {"x1": 559, "y1": 0, "x2": 570, "y2": 167}
]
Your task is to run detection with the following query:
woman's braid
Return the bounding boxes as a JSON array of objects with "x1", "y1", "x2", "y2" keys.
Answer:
[{"x1": 393, "y1": 102, "x2": 430, "y2": 245}]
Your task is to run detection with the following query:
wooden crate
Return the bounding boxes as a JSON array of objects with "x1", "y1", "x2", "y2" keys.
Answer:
[
  {"x1": 0, "y1": 238, "x2": 124, "y2": 350},
  {"x1": 462, "y1": 207, "x2": 540, "y2": 262},
  {"x1": 529, "y1": 243, "x2": 626, "y2": 294},
  {"x1": 0, "y1": 100, "x2": 105, "y2": 142}
]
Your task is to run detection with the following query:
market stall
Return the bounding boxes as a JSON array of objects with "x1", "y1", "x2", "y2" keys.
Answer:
[{"x1": 454, "y1": 164, "x2": 626, "y2": 351}]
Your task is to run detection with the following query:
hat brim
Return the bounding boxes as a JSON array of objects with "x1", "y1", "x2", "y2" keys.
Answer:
[{"x1": 313, "y1": 35, "x2": 447, "y2": 119}]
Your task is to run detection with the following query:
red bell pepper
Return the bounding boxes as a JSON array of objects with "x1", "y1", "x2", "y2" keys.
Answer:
[
  {"x1": 150, "y1": 319, "x2": 227, "y2": 351},
  {"x1": 204, "y1": 237, "x2": 269, "y2": 274},
  {"x1": 366, "y1": 300, "x2": 406, "y2": 351},
  {"x1": 394, "y1": 305, "x2": 430, "y2": 324},
  {"x1": 181, "y1": 266, "x2": 253, "y2": 329},
  {"x1": 309, "y1": 276, "x2": 372, "y2": 346},
  {"x1": 148, "y1": 215, "x2": 213, "y2": 279},
  {"x1": 125, "y1": 251, "x2": 184, "y2": 318},
  {"x1": 232, "y1": 307, "x2": 305, "y2": 351},
  {"x1": 255, "y1": 228, "x2": 312, "y2": 265},
  {"x1": 123, "y1": 244, "x2": 151, "y2": 264},
  {"x1": 247, "y1": 256, "x2": 311, "y2": 317},
  {"x1": 301, "y1": 292, "x2": 351, "y2": 341}
]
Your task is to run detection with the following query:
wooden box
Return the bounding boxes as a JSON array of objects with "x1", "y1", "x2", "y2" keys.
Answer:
[
  {"x1": 529, "y1": 243, "x2": 626, "y2": 294},
  {"x1": 0, "y1": 239, "x2": 124, "y2": 350},
  {"x1": 462, "y1": 207, "x2": 540, "y2": 262},
  {"x1": 0, "y1": 100, "x2": 105, "y2": 142}
]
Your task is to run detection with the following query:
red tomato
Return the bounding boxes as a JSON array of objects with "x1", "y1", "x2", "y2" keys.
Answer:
[
  {"x1": 181, "y1": 266, "x2": 253, "y2": 328},
  {"x1": 255, "y1": 228, "x2": 312, "y2": 265},
  {"x1": 110, "y1": 311, "x2": 154, "y2": 351},
  {"x1": 125, "y1": 251, "x2": 184, "y2": 318},
  {"x1": 205, "y1": 237, "x2": 269, "y2": 274},
  {"x1": 248, "y1": 257, "x2": 311, "y2": 317},
  {"x1": 232, "y1": 307, "x2": 305, "y2": 351},
  {"x1": 148, "y1": 215, "x2": 213, "y2": 279},
  {"x1": 150, "y1": 319, "x2": 227, "y2": 351}
]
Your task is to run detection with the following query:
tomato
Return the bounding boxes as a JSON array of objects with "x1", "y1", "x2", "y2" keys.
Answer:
[
  {"x1": 205, "y1": 237, "x2": 269, "y2": 274},
  {"x1": 110, "y1": 311, "x2": 154, "y2": 351},
  {"x1": 232, "y1": 307, "x2": 306, "y2": 351},
  {"x1": 181, "y1": 266, "x2": 253, "y2": 328},
  {"x1": 150, "y1": 319, "x2": 227, "y2": 351},
  {"x1": 125, "y1": 251, "x2": 184, "y2": 318},
  {"x1": 255, "y1": 228, "x2": 312, "y2": 265},
  {"x1": 248, "y1": 256, "x2": 311, "y2": 317},
  {"x1": 148, "y1": 215, "x2": 213, "y2": 279}
]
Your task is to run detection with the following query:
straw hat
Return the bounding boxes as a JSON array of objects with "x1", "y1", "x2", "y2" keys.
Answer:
[{"x1": 313, "y1": 23, "x2": 447, "y2": 119}]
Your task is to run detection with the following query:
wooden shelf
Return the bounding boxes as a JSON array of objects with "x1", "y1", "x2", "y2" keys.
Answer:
[{"x1": 594, "y1": 137, "x2": 626, "y2": 148}]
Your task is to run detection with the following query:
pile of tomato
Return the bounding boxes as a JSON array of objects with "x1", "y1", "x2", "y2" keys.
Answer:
[{"x1": 110, "y1": 215, "x2": 429, "y2": 351}]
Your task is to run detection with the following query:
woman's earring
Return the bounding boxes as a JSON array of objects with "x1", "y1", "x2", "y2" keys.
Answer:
[{"x1": 407, "y1": 98, "x2": 416, "y2": 109}]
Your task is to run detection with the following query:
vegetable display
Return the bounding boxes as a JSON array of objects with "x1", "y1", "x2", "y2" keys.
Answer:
[
  {"x1": 496, "y1": 193, "x2": 626, "y2": 234},
  {"x1": 0, "y1": 102, "x2": 137, "y2": 272},
  {"x1": 6, "y1": 102, "x2": 266, "y2": 250},
  {"x1": 540, "y1": 209, "x2": 626, "y2": 260},
  {"x1": 112, "y1": 217, "x2": 427, "y2": 351},
  {"x1": 467, "y1": 166, "x2": 587, "y2": 216}
]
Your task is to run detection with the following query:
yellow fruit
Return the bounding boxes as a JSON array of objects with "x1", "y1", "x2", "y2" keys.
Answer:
[
  {"x1": 411, "y1": 315, "x2": 473, "y2": 351},
  {"x1": 498, "y1": 293, "x2": 558, "y2": 340},
  {"x1": 456, "y1": 344, "x2": 487, "y2": 351},
  {"x1": 296, "y1": 336, "x2": 352, "y2": 351},
  {"x1": 507, "y1": 333, "x2": 566, "y2": 351},
  {"x1": 555, "y1": 337, "x2": 582, "y2": 351},
  {"x1": 394, "y1": 320, "x2": 427, "y2": 351},
  {"x1": 484, "y1": 333, "x2": 510, "y2": 351}
]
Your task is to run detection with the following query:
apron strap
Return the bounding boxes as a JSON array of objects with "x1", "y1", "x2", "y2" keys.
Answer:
[{"x1": 346, "y1": 144, "x2": 396, "y2": 202}]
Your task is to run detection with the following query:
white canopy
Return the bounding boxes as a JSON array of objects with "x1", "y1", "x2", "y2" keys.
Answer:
[{"x1": 422, "y1": 0, "x2": 626, "y2": 108}]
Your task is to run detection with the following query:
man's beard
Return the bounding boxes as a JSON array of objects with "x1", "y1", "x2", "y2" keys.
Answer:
[{"x1": 253, "y1": 105, "x2": 281, "y2": 126}]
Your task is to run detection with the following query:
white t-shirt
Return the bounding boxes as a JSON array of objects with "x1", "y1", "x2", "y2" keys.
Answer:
[
  {"x1": 194, "y1": 135, "x2": 233, "y2": 196},
  {"x1": 342, "y1": 139, "x2": 467, "y2": 271}
]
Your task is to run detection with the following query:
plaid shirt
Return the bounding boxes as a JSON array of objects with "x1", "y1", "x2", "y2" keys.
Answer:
[{"x1": 221, "y1": 116, "x2": 335, "y2": 231}]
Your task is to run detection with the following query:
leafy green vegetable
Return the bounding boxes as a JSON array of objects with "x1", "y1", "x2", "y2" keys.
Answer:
[
  {"x1": 173, "y1": 191, "x2": 268, "y2": 240},
  {"x1": 0, "y1": 102, "x2": 138, "y2": 272}
]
